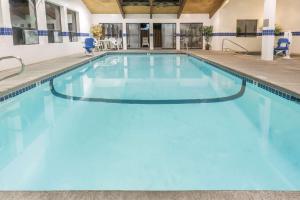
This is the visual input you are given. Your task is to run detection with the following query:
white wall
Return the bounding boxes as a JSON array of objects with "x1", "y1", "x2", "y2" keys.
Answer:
[
  {"x1": 211, "y1": 0, "x2": 264, "y2": 52},
  {"x1": 211, "y1": 0, "x2": 300, "y2": 54},
  {"x1": 276, "y1": 0, "x2": 300, "y2": 54},
  {"x1": 0, "y1": 0, "x2": 91, "y2": 67},
  {"x1": 0, "y1": 1, "x2": 3, "y2": 27}
]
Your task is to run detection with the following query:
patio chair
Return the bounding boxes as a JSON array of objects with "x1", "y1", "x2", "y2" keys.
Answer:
[
  {"x1": 183, "y1": 37, "x2": 189, "y2": 50},
  {"x1": 117, "y1": 38, "x2": 123, "y2": 49},
  {"x1": 83, "y1": 38, "x2": 95, "y2": 54},
  {"x1": 109, "y1": 38, "x2": 119, "y2": 50},
  {"x1": 274, "y1": 38, "x2": 290, "y2": 56},
  {"x1": 95, "y1": 39, "x2": 104, "y2": 51},
  {"x1": 142, "y1": 37, "x2": 149, "y2": 47}
]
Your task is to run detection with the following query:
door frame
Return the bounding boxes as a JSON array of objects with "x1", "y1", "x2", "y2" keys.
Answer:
[{"x1": 153, "y1": 23, "x2": 176, "y2": 49}]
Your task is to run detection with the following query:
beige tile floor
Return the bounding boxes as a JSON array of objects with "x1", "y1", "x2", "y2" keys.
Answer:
[
  {"x1": 1, "y1": 51, "x2": 300, "y2": 199},
  {"x1": 0, "y1": 191, "x2": 300, "y2": 200},
  {"x1": 0, "y1": 52, "x2": 105, "y2": 96},
  {"x1": 189, "y1": 50, "x2": 300, "y2": 98}
]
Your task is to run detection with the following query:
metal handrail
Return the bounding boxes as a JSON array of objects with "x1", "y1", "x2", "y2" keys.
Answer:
[
  {"x1": 0, "y1": 56, "x2": 25, "y2": 81},
  {"x1": 222, "y1": 39, "x2": 249, "y2": 54}
]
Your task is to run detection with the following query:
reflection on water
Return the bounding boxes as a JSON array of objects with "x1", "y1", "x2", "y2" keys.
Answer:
[
  {"x1": 52, "y1": 54, "x2": 242, "y2": 100},
  {"x1": 0, "y1": 54, "x2": 300, "y2": 191}
]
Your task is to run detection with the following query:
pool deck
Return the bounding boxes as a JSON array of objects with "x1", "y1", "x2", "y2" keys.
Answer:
[
  {"x1": 0, "y1": 52, "x2": 106, "y2": 96},
  {"x1": 189, "y1": 50, "x2": 300, "y2": 98},
  {"x1": 0, "y1": 191, "x2": 300, "y2": 200},
  {"x1": 1, "y1": 50, "x2": 300, "y2": 199}
]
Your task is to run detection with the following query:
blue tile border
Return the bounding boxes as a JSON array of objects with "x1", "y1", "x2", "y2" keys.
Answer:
[
  {"x1": 60, "y1": 32, "x2": 69, "y2": 36},
  {"x1": 211, "y1": 31, "x2": 272, "y2": 37},
  {"x1": 292, "y1": 32, "x2": 300, "y2": 36},
  {"x1": 76, "y1": 32, "x2": 90, "y2": 37},
  {"x1": 0, "y1": 27, "x2": 13, "y2": 36},
  {"x1": 2, "y1": 27, "x2": 300, "y2": 39},
  {"x1": 210, "y1": 31, "x2": 300, "y2": 37},
  {"x1": 0, "y1": 83, "x2": 37, "y2": 102},
  {"x1": 38, "y1": 30, "x2": 48, "y2": 36},
  {"x1": 1, "y1": 26, "x2": 300, "y2": 38},
  {"x1": 0, "y1": 52, "x2": 300, "y2": 104},
  {"x1": 0, "y1": 27, "x2": 89, "y2": 37},
  {"x1": 213, "y1": 32, "x2": 237, "y2": 37},
  {"x1": 262, "y1": 29, "x2": 275, "y2": 36}
]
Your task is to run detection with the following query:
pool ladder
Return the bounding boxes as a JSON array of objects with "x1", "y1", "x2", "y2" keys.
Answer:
[
  {"x1": 0, "y1": 56, "x2": 25, "y2": 81},
  {"x1": 222, "y1": 39, "x2": 249, "y2": 54}
]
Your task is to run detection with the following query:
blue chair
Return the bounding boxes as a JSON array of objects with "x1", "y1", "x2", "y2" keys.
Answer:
[
  {"x1": 83, "y1": 38, "x2": 95, "y2": 54},
  {"x1": 274, "y1": 38, "x2": 290, "y2": 56}
]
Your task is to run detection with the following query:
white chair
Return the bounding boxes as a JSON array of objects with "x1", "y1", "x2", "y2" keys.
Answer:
[
  {"x1": 103, "y1": 38, "x2": 110, "y2": 50},
  {"x1": 95, "y1": 39, "x2": 104, "y2": 51},
  {"x1": 109, "y1": 38, "x2": 118, "y2": 50},
  {"x1": 142, "y1": 37, "x2": 149, "y2": 47},
  {"x1": 116, "y1": 38, "x2": 123, "y2": 50},
  {"x1": 183, "y1": 37, "x2": 189, "y2": 50}
]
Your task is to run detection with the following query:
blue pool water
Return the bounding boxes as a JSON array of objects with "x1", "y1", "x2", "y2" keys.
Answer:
[{"x1": 0, "y1": 53, "x2": 300, "y2": 191}]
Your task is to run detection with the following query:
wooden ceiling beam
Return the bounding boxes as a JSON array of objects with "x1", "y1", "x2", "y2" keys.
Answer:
[
  {"x1": 177, "y1": 0, "x2": 187, "y2": 19},
  {"x1": 116, "y1": 0, "x2": 125, "y2": 18},
  {"x1": 209, "y1": 0, "x2": 225, "y2": 18}
]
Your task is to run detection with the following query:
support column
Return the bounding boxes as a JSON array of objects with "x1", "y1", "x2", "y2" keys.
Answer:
[
  {"x1": 61, "y1": 6, "x2": 69, "y2": 43},
  {"x1": 0, "y1": 0, "x2": 14, "y2": 46},
  {"x1": 261, "y1": 0, "x2": 277, "y2": 61},
  {"x1": 1, "y1": 0, "x2": 11, "y2": 27},
  {"x1": 122, "y1": 22, "x2": 127, "y2": 50},
  {"x1": 176, "y1": 22, "x2": 180, "y2": 50},
  {"x1": 149, "y1": 22, "x2": 154, "y2": 50},
  {"x1": 36, "y1": 0, "x2": 47, "y2": 44}
]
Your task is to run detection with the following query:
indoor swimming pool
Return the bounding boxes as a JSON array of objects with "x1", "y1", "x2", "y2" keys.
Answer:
[{"x1": 0, "y1": 53, "x2": 300, "y2": 191}]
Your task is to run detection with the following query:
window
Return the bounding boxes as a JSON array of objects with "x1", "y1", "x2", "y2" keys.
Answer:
[
  {"x1": 154, "y1": 23, "x2": 176, "y2": 49},
  {"x1": 67, "y1": 9, "x2": 78, "y2": 42},
  {"x1": 45, "y1": 2, "x2": 62, "y2": 43},
  {"x1": 161, "y1": 24, "x2": 176, "y2": 49},
  {"x1": 127, "y1": 23, "x2": 140, "y2": 49},
  {"x1": 9, "y1": 0, "x2": 39, "y2": 45},
  {"x1": 102, "y1": 23, "x2": 122, "y2": 39},
  {"x1": 180, "y1": 23, "x2": 203, "y2": 49},
  {"x1": 236, "y1": 20, "x2": 258, "y2": 37},
  {"x1": 102, "y1": 23, "x2": 123, "y2": 48}
]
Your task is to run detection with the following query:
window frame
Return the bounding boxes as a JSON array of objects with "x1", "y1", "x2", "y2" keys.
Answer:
[
  {"x1": 45, "y1": 1, "x2": 63, "y2": 43},
  {"x1": 9, "y1": 0, "x2": 39, "y2": 45},
  {"x1": 67, "y1": 9, "x2": 79, "y2": 42},
  {"x1": 236, "y1": 19, "x2": 258, "y2": 37},
  {"x1": 153, "y1": 23, "x2": 176, "y2": 49}
]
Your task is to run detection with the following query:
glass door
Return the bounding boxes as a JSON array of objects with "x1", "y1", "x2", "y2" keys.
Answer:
[
  {"x1": 102, "y1": 23, "x2": 123, "y2": 49},
  {"x1": 180, "y1": 23, "x2": 203, "y2": 49},
  {"x1": 127, "y1": 23, "x2": 141, "y2": 49},
  {"x1": 162, "y1": 24, "x2": 176, "y2": 49},
  {"x1": 102, "y1": 23, "x2": 122, "y2": 39}
]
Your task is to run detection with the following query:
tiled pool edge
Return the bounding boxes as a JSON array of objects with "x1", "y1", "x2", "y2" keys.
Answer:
[
  {"x1": 187, "y1": 52, "x2": 300, "y2": 104},
  {"x1": 0, "y1": 51, "x2": 300, "y2": 104},
  {"x1": 0, "y1": 53, "x2": 107, "y2": 103}
]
